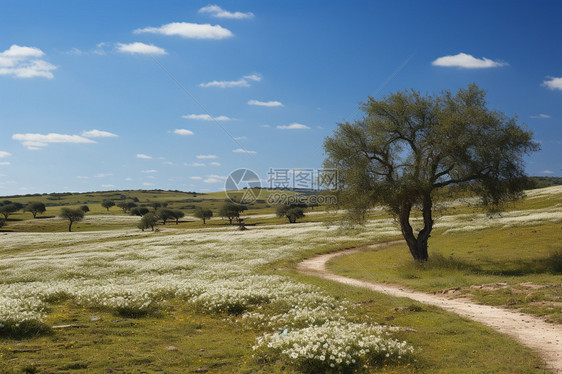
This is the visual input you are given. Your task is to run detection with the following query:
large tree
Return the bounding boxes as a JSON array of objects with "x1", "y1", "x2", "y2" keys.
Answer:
[
  {"x1": 25, "y1": 202, "x2": 46, "y2": 218},
  {"x1": 324, "y1": 85, "x2": 539, "y2": 261},
  {"x1": 101, "y1": 199, "x2": 115, "y2": 212},
  {"x1": 219, "y1": 203, "x2": 247, "y2": 225},
  {"x1": 193, "y1": 207, "x2": 213, "y2": 224},
  {"x1": 59, "y1": 207, "x2": 85, "y2": 232},
  {"x1": 276, "y1": 204, "x2": 306, "y2": 223},
  {"x1": 0, "y1": 203, "x2": 20, "y2": 220}
]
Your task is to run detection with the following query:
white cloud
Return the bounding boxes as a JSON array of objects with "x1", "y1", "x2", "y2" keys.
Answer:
[
  {"x1": 530, "y1": 114, "x2": 551, "y2": 119},
  {"x1": 541, "y1": 170, "x2": 554, "y2": 174},
  {"x1": 0, "y1": 45, "x2": 56, "y2": 79},
  {"x1": 82, "y1": 129, "x2": 118, "y2": 138},
  {"x1": 0, "y1": 151, "x2": 10, "y2": 158},
  {"x1": 142, "y1": 182, "x2": 154, "y2": 186},
  {"x1": 134, "y1": 22, "x2": 232, "y2": 40},
  {"x1": 542, "y1": 77, "x2": 562, "y2": 90},
  {"x1": 125, "y1": 177, "x2": 133, "y2": 181},
  {"x1": 233, "y1": 148, "x2": 256, "y2": 154},
  {"x1": 101, "y1": 184, "x2": 115, "y2": 188},
  {"x1": 136, "y1": 153, "x2": 152, "y2": 159},
  {"x1": 0, "y1": 161, "x2": 10, "y2": 166},
  {"x1": 173, "y1": 129, "x2": 194, "y2": 136},
  {"x1": 196, "y1": 154, "x2": 218, "y2": 159},
  {"x1": 204, "y1": 174, "x2": 227, "y2": 183},
  {"x1": 199, "y1": 5, "x2": 254, "y2": 19},
  {"x1": 163, "y1": 161, "x2": 173, "y2": 165},
  {"x1": 210, "y1": 162, "x2": 221, "y2": 166},
  {"x1": 233, "y1": 136, "x2": 247, "y2": 140},
  {"x1": 142, "y1": 169, "x2": 157, "y2": 173},
  {"x1": 261, "y1": 124, "x2": 270, "y2": 128},
  {"x1": 182, "y1": 114, "x2": 231, "y2": 121},
  {"x1": 95, "y1": 173, "x2": 112, "y2": 178},
  {"x1": 432, "y1": 53, "x2": 507, "y2": 69},
  {"x1": 76, "y1": 176, "x2": 90, "y2": 179},
  {"x1": 190, "y1": 176, "x2": 202, "y2": 180},
  {"x1": 116, "y1": 42, "x2": 167, "y2": 55},
  {"x1": 248, "y1": 99, "x2": 283, "y2": 107},
  {"x1": 185, "y1": 162, "x2": 205, "y2": 167},
  {"x1": 199, "y1": 73, "x2": 261, "y2": 88},
  {"x1": 277, "y1": 123, "x2": 311, "y2": 130},
  {"x1": 12, "y1": 133, "x2": 96, "y2": 149}
]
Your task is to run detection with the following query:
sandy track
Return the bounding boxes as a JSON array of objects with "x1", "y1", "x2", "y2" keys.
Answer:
[{"x1": 297, "y1": 241, "x2": 562, "y2": 373}]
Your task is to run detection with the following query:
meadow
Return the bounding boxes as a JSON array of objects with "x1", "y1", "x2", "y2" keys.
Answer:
[{"x1": 0, "y1": 186, "x2": 560, "y2": 372}]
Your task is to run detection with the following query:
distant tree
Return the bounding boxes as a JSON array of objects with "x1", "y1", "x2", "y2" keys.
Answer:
[
  {"x1": 193, "y1": 207, "x2": 213, "y2": 224},
  {"x1": 171, "y1": 210, "x2": 185, "y2": 224},
  {"x1": 324, "y1": 84, "x2": 539, "y2": 261},
  {"x1": 79, "y1": 205, "x2": 90, "y2": 213},
  {"x1": 0, "y1": 203, "x2": 19, "y2": 220},
  {"x1": 24, "y1": 202, "x2": 46, "y2": 218},
  {"x1": 218, "y1": 203, "x2": 247, "y2": 224},
  {"x1": 150, "y1": 202, "x2": 162, "y2": 211},
  {"x1": 157, "y1": 208, "x2": 175, "y2": 225},
  {"x1": 0, "y1": 219, "x2": 5, "y2": 229},
  {"x1": 131, "y1": 207, "x2": 150, "y2": 216},
  {"x1": 132, "y1": 197, "x2": 140, "y2": 203},
  {"x1": 276, "y1": 205, "x2": 306, "y2": 223},
  {"x1": 117, "y1": 201, "x2": 137, "y2": 213},
  {"x1": 101, "y1": 199, "x2": 115, "y2": 212},
  {"x1": 59, "y1": 207, "x2": 84, "y2": 232},
  {"x1": 138, "y1": 212, "x2": 158, "y2": 231}
]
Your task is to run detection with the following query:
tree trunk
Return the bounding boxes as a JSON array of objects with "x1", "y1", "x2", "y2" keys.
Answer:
[
  {"x1": 68, "y1": 220, "x2": 73, "y2": 232},
  {"x1": 203, "y1": 218, "x2": 206, "y2": 224},
  {"x1": 398, "y1": 197, "x2": 433, "y2": 262},
  {"x1": 32, "y1": 212, "x2": 37, "y2": 219}
]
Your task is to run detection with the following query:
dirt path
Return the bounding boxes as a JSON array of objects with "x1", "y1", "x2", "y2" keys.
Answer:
[{"x1": 297, "y1": 241, "x2": 562, "y2": 373}]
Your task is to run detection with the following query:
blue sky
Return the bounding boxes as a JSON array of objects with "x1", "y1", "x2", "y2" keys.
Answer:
[{"x1": 0, "y1": 0, "x2": 560, "y2": 195}]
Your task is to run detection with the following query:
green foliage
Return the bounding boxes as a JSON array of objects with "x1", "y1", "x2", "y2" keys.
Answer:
[
  {"x1": 324, "y1": 84, "x2": 540, "y2": 260},
  {"x1": 276, "y1": 205, "x2": 306, "y2": 223},
  {"x1": 218, "y1": 202, "x2": 247, "y2": 224},
  {"x1": 156, "y1": 208, "x2": 175, "y2": 224},
  {"x1": 79, "y1": 205, "x2": 90, "y2": 213},
  {"x1": 0, "y1": 203, "x2": 20, "y2": 219},
  {"x1": 131, "y1": 207, "x2": 150, "y2": 216},
  {"x1": 171, "y1": 210, "x2": 185, "y2": 224},
  {"x1": 101, "y1": 199, "x2": 115, "y2": 211},
  {"x1": 59, "y1": 207, "x2": 85, "y2": 232},
  {"x1": 24, "y1": 201, "x2": 46, "y2": 218},
  {"x1": 137, "y1": 212, "x2": 158, "y2": 231},
  {"x1": 193, "y1": 207, "x2": 213, "y2": 224},
  {"x1": 117, "y1": 201, "x2": 137, "y2": 213},
  {"x1": 0, "y1": 319, "x2": 51, "y2": 339}
]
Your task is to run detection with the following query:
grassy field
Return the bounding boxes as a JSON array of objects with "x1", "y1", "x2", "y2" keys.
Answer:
[
  {"x1": 0, "y1": 186, "x2": 560, "y2": 372},
  {"x1": 328, "y1": 186, "x2": 562, "y2": 323}
]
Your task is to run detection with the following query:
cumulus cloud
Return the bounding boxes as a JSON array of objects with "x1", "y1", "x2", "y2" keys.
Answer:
[
  {"x1": 248, "y1": 99, "x2": 283, "y2": 107},
  {"x1": 190, "y1": 176, "x2": 202, "y2": 180},
  {"x1": 142, "y1": 182, "x2": 154, "y2": 186},
  {"x1": 173, "y1": 129, "x2": 194, "y2": 136},
  {"x1": 210, "y1": 161, "x2": 221, "y2": 166},
  {"x1": 12, "y1": 133, "x2": 95, "y2": 150},
  {"x1": 196, "y1": 154, "x2": 218, "y2": 159},
  {"x1": 76, "y1": 176, "x2": 90, "y2": 179},
  {"x1": 134, "y1": 22, "x2": 232, "y2": 40},
  {"x1": 542, "y1": 77, "x2": 562, "y2": 90},
  {"x1": 276, "y1": 123, "x2": 311, "y2": 130},
  {"x1": 233, "y1": 148, "x2": 256, "y2": 154},
  {"x1": 136, "y1": 153, "x2": 152, "y2": 159},
  {"x1": 203, "y1": 174, "x2": 227, "y2": 183},
  {"x1": 541, "y1": 170, "x2": 554, "y2": 174},
  {"x1": 199, "y1": 73, "x2": 261, "y2": 88},
  {"x1": 530, "y1": 114, "x2": 551, "y2": 119},
  {"x1": 199, "y1": 5, "x2": 254, "y2": 19},
  {"x1": 95, "y1": 173, "x2": 112, "y2": 178},
  {"x1": 0, "y1": 162, "x2": 10, "y2": 166},
  {"x1": 142, "y1": 169, "x2": 157, "y2": 173},
  {"x1": 82, "y1": 129, "x2": 118, "y2": 138},
  {"x1": 0, "y1": 45, "x2": 56, "y2": 79},
  {"x1": 0, "y1": 151, "x2": 10, "y2": 158},
  {"x1": 432, "y1": 53, "x2": 507, "y2": 69},
  {"x1": 185, "y1": 162, "x2": 205, "y2": 167},
  {"x1": 116, "y1": 42, "x2": 167, "y2": 55},
  {"x1": 182, "y1": 114, "x2": 231, "y2": 121}
]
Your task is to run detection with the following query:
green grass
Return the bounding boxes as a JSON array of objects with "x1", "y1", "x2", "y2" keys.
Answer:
[{"x1": 328, "y1": 222, "x2": 562, "y2": 322}]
